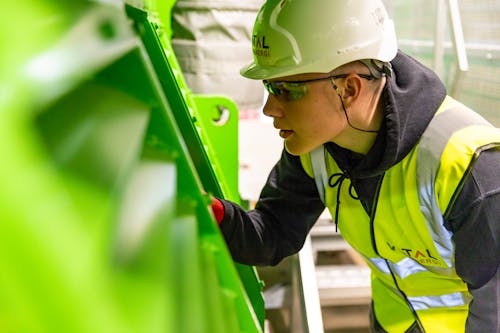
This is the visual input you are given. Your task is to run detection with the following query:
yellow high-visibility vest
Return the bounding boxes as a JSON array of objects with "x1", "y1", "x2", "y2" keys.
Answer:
[{"x1": 301, "y1": 96, "x2": 500, "y2": 332}]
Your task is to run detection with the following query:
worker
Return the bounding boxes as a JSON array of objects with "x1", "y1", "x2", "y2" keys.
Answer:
[{"x1": 210, "y1": 0, "x2": 500, "y2": 332}]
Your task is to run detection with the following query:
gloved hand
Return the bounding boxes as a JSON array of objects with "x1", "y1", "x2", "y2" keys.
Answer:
[{"x1": 210, "y1": 197, "x2": 225, "y2": 225}]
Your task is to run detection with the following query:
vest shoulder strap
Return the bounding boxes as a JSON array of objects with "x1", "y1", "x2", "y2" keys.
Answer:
[
  {"x1": 417, "y1": 96, "x2": 500, "y2": 216},
  {"x1": 310, "y1": 145, "x2": 328, "y2": 204}
]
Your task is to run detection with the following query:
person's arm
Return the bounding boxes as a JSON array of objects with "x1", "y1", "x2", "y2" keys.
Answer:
[
  {"x1": 217, "y1": 149, "x2": 325, "y2": 266},
  {"x1": 445, "y1": 148, "x2": 500, "y2": 332}
]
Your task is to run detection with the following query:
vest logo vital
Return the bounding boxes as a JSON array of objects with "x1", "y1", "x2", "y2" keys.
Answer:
[{"x1": 387, "y1": 242, "x2": 442, "y2": 266}]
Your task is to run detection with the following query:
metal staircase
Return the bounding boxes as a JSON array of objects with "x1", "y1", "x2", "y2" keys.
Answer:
[{"x1": 260, "y1": 212, "x2": 371, "y2": 333}]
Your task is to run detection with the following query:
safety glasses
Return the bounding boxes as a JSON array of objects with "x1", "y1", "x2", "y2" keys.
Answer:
[{"x1": 263, "y1": 73, "x2": 374, "y2": 101}]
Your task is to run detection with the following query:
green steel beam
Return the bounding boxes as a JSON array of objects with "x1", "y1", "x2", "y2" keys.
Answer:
[{"x1": 124, "y1": 4, "x2": 265, "y2": 328}]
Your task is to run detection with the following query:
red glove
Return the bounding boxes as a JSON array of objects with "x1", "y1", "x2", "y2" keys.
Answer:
[{"x1": 211, "y1": 197, "x2": 225, "y2": 225}]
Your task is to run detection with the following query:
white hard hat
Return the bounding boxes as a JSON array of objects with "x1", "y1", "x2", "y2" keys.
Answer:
[{"x1": 241, "y1": 0, "x2": 398, "y2": 80}]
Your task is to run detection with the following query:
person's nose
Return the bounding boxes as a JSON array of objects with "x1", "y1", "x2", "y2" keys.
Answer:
[{"x1": 262, "y1": 95, "x2": 285, "y2": 119}]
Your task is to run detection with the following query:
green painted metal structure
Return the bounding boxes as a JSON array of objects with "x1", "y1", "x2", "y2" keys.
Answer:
[{"x1": 0, "y1": 1, "x2": 264, "y2": 332}]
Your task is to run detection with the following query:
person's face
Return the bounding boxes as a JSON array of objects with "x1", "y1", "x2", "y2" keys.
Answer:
[{"x1": 262, "y1": 73, "x2": 347, "y2": 156}]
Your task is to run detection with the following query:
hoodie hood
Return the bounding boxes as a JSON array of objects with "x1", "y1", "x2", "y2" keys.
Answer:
[{"x1": 330, "y1": 50, "x2": 447, "y2": 179}]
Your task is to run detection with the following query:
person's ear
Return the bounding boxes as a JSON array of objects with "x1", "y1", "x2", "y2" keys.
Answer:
[{"x1": 341, "y1": 74, "x2": 362, "y2": 106}]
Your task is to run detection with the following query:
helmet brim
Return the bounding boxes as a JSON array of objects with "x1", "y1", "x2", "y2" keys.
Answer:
[{"x1": 240, "y1": 61, "x2": 303, "y2": 80}]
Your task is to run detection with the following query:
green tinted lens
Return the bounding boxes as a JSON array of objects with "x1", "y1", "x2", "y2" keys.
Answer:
[
  {"x1": 263, "y1": 81, "x2": 282, "y2": 96},
  {"x1": 282, "y1": 82, "x2": 307, "y2": 100},
  {"x1": 263, "y1": 81, "x2": 307, "y2": 101}
]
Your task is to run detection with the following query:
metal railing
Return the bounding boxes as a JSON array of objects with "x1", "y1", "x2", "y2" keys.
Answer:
[{"x1": 291, "y1": 235, "x2": 325, "y2": 333}]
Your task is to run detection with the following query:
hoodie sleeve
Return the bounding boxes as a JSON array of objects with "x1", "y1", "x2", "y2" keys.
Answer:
[
  {"x1": 218, "y1": 148, "x2": 325, "y2": 266},
  {"x1": 444, "y1": 148, "x2": 500, "y2": 332}
]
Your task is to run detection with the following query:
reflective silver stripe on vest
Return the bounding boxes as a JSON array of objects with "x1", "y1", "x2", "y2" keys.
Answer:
[
  {"x1": 416, "y1": 103, "x2": 492, "y2": 267},
  {"x1": 369, "y1": 257, "x2": 433, "y2": 279},
  {"x1": 368, "y1": 257, "x2": 391, "y2": 274},
  {"x1": 310, "y1": 145, "x2": 328, "y2": 204},
  {"x1": 368, "y1": 255, "x2": 457, "y2": 280},
  {"x1": 389, "y1": 257, "x2": 428, "y2": 279},
  {"x1": 407, "y1": 292, "x2": 472, "y2": 310}
]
